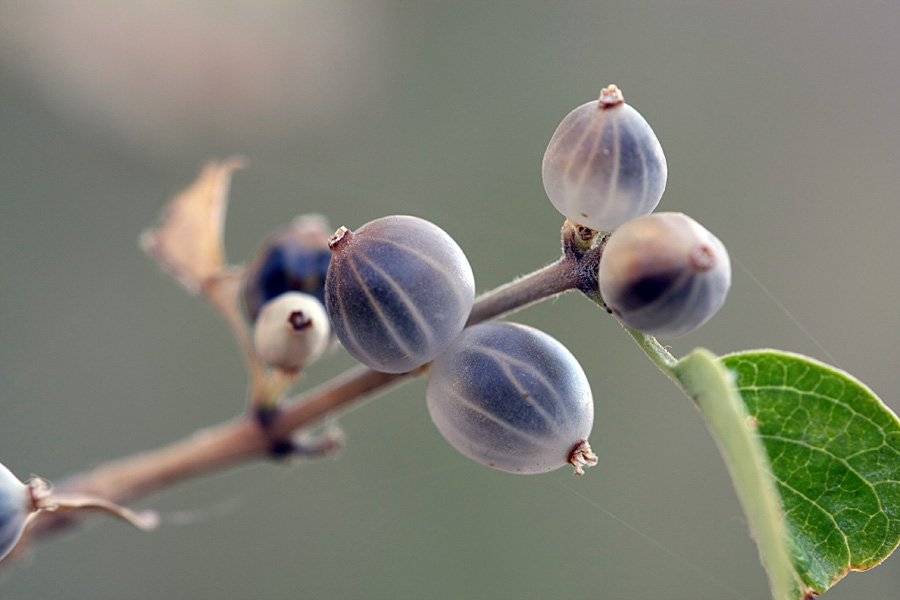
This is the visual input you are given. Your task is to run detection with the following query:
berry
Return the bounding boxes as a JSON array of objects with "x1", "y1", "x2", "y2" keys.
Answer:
[
  {"x1": 325, "y1": 215, "x2": 475, "y2": 374},
  {"x1": 426, "y1": 322, "x2": 596, "y2": 475},
  {"x1": 253, "y1": 292, "x2": 331, "y2": 372},
  {"x1": 242, "y1": 215, "x2": 333, "y2": 322},
  {"x1": 598, "y1": 212, "x2": 731, "y2": 337},
  {"x1": 542, "y1": 85, "x2": 667, "y2": 232},
  {"x1": 0, "y1": 462, "x2": 30, "y2": 562}
]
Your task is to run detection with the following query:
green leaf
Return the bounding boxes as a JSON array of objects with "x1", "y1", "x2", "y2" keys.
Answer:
[
  {"x1": 672, "y1": 349, "x2": 801, "y2": 600},
  {"x1": 624, "y1": 330, "x2": 900, "y2": 599},
  {"x1": 721, "y1": 350, "x2": 900, "y2": 597}
]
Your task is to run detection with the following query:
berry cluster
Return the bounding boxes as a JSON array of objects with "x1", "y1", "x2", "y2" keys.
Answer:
[
  {"x1": 543, "y1": 84, "x2": 731, "y2": 337},
  {"x1": 242, "y1": 216, "x2": 335, "y2": 374},
  {"x1": 240, "y1": 84, "x2": 729, "y2": 477},
  {"x1": 321, "y1": 216, "x2": 596, "y2": 475},
  {"x1": 245, "y1": 213, "x2": 595, "y2": 475},
  {"x1": 0, "y1": 84, "x2": 735, "y2": 566}
]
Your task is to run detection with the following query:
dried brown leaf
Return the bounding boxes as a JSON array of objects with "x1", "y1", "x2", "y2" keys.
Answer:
[{"x1": 140, "y1": 157, "x2": 245, "y2": 294}]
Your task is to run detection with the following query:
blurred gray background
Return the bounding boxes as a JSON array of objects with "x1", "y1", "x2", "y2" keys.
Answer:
[{"x1": 1, "y1": 2, "x2": 898, "y2": 599}]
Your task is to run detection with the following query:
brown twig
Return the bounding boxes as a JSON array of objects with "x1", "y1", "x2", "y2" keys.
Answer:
[
  {"x1": 28, "y1": 365, "x2": 401, "y2": 538},
  {"x1": 25, "y1": 222, "x2": 601, "y2": 546}
]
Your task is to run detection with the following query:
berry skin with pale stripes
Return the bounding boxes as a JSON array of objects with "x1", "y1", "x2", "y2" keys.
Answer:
[
  {"x1": 598, "y1": 212, "x2": 731, "y2": 337},
  {"x1": 253, "y1": 292, "x2": 331, "y2": 372},
  {"x1": 0, "y1": 462, "x2": 30, "y2": 562},
  {"x1": 542, "y1": 84, "x2": 667, "y2": 232},
  {"x1": 324, "y1": 215, "x2": 475, "y2": 374},
  {"x1": 426, "y1": 322, "x2": 596, "y2": 475}
]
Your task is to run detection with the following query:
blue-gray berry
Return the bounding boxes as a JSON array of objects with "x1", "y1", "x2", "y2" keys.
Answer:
[
  {"x1": 542, "y1": 85, "x2": 667, "y2": 232},
  {"x1": 0, "y1": 463, "x2": 30, "y2": 562},
  {"x1": 598, "y1": 212, "x2": 731, "y2": 337},
  {"x1": 325, "y1": 215, "x2": 475, "y2": 374},
  {"x1": 427, "y1": 322, "x2": 596, "y2": 475}
]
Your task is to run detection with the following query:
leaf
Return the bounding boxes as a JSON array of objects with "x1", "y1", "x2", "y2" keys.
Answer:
[
  {"x1": 138, "y1": 158, "x2": 273, "y2": 403},
  {"x1": 139, "y1": 157, "x2": 245, "y2": 294},
  {"x1": 672, "y1": 349, "x2": 801, "y2": 600},
  {"x1": 721, "y1": 350, "x2": 900, "y2": 597},
  {"x1": 137, "y1": 159, "x2": 316, "y2": 411}
]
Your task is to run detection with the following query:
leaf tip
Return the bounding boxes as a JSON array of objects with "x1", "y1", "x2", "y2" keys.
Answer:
[{"x1": 141, "y1": 156, "x2": 247, "y2": 294}]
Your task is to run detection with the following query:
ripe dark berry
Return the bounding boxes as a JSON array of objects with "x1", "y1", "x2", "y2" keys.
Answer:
[{"x1": 242, "y1": 215, "x2": 332, "y2": 322}]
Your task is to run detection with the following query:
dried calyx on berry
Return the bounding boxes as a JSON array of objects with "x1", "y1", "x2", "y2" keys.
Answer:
[
  {"x1": 598, "y1": 212, "x2": 731, "y2": 337},
  {"x1": 324, "y1": 215, "x2": 476, "y2": 374},
  {"x1": 0, "y1": 461, "x2": 158, "y2": 564},
  {"x1": 542, "y1": 84, "x2": 667, "y2": 232}
]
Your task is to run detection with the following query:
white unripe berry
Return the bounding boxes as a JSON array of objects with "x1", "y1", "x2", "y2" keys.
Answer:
[
  {"x1": 253, "y1": 292, "x2": 330, "y2": 372},
  {"x1": 0, "y1": 463, "x2": 31, "y2": 562},
  {"x1": 542, "y1": 85, "x2": 667, "y2": 232},
  {"x1": 598, "y1": 212, "x2": 731, "y2": 337}
]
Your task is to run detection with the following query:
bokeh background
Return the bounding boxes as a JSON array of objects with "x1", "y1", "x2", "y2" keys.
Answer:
[{"x1": 1, "y1": 2, "x2": 899, "y2": 599}]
